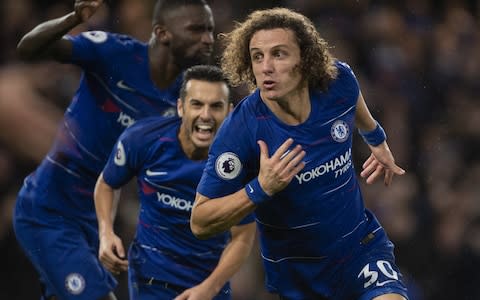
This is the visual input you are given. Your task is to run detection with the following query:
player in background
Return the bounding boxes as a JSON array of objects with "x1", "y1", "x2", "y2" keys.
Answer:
[
  {"x1": 94, "y1": 65, "x2": 256, "y2": 300},
  {"x1": 191, "y1": 7, "x2": 409, "y2": 300},
  {"x1": 13, "y1": 0, "x2": 215, "y2": 299}
]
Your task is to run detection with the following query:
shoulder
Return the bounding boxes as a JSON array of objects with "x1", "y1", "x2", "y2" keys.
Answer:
[
  {"x1": 325, "y1": 60, "x2": 360, "y2": 100},
  {"x1": 121, "y1": 116, "x2": 179, "y2": 145},
  {"x1": 221, "y1": 91, "x2": 262, "y2": 133},
  {"x1": 334, "y1": 60, "x2": 358, "y2": 81},
  {"x1": 67, "y1": 31, "x2": 145, "y2": 53}
]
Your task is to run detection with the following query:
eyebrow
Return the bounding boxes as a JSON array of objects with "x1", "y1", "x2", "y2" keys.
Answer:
[{"x1": 250, "y1": 44, "x2": 290, "y2": 52}]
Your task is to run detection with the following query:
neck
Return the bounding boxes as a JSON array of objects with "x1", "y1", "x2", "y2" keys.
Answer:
[
  {"x1": 261, "y1": 86, "x2": 310, "y2": 125},
  {"x1": 148, "y1": 44, "x2": 180, "y2": 89},
  {"x1": 178, "y1": 126, "x2": 208, "y2": 161}
]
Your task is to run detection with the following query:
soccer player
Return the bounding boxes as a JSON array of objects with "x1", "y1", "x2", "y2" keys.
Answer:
[
  {"x1": 13, "y1": 0, "x2": 215, "y2": 299},
  {"x1": 190, "y1": 7, "x2": 410, "y2": 300},
  {"x1": 94, "y1": 65, "x2": 256, "y2": 300}
]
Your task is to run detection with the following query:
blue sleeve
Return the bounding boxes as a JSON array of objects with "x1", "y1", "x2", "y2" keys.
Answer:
[
  {"x1": 197, "y1": 108, "x2": 256, "y2": 198},
  {"x1": 102, "y1": 124, "x2": 147, "y2": 189},
  {"x1": 198, "y1": 109, "x2": 258, "y2": 225},
  {"x1": 238, "y1": 213, "x2": 256, "y2": 225},
  {"x1": 65, "y1": 31, "x2": 136, "y2": 72},
  {"x1": 335, "y1": 60, "x2": 360, "y2": 105}
]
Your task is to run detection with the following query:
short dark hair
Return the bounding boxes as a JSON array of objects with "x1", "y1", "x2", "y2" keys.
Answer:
[
  {"x1": 179, "y1": 65, "x2": 230, "y2": 101},
  {"x1": 153, "y1": 0, "x2": 208, "y2": 25}
]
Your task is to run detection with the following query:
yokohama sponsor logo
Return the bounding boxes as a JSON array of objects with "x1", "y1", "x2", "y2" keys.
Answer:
[
  {"x1": 295, "y1": 148, "x2": 352, "y2": 184},
  {"x1": 117, "y1": 112, "x2": 136, "y2": 127},
  {"x1": 156, "y1": 192, "x2": 193, "y2": 211}
]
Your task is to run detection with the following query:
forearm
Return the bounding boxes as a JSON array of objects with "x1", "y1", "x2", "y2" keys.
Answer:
[
  {"x1": 200, "y1": 223, "x2": 256, "y2": 294},
  {"x1": 354, "y1": 92, "x2": 377, "y2": 131},
  {"x1": 191, "y1": 189, "x2": 256, "y2": 239},
  {"x1": 94, "y1": 174, "x2": 116, "y2": 235},
  {"x1": 17, "y1": 12, "x2": 81, "y2": 61}
]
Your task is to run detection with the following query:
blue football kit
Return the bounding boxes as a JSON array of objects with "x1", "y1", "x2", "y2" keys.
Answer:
[
  {"x1": 198, "y1": 62, "x2": 410, "y2": 300},
  {"x1": 102, "y1": 116, "x2": 254, "y2": 299},
  {"x1": 13, "y1": 31, "x2": 181, "y2": 299}
]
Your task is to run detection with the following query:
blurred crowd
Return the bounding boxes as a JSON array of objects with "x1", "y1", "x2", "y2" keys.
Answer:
[{"x1": 0, "y1": 0, "x2": 479, "y2": 299}]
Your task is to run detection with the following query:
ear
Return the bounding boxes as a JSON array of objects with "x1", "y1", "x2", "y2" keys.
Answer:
[
  {"x1": 228, "y1": 102, "x2": 234, "y2": 113},
  {"x1": 153, "y1": 24, "x2": 171, "y2": 45},
  {"x1": 177, "y1": 98, "x2": 184, "y2": 117}
]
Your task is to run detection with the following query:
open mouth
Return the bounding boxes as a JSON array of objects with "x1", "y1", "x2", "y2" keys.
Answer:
[
  {"x1": 194, "y1": 124, "x2": 214, "y2": 140},
  {"x1": 263, "y1": 80, "x2": 275, "y2": 89}
]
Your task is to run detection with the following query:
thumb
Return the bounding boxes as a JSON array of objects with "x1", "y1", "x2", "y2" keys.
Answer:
[{"x1": 115, "y1": 241, "x2": 126, "y2": 259}]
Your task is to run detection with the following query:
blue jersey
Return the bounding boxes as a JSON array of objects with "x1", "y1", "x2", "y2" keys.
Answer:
[
  {"x1": 198, "y1": 62, "x2": 398, "y2": 297},
  {"x1": 102, "y1": 117, "x2": 253, "y2": 290},
  {"x1": 20, "y1": 31, "x2": 180, "y2": 220}
]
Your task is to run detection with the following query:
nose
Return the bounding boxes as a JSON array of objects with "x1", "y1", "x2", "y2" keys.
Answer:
[
  {"x1": 199, "y1": 105, "x2": 212, "y2": 120},
  {"x1": 201, "y1": 31, "x2": 214, "y2": 45},
  {"x1": 261, "y1": 55, "x2": 274, "y2": 74}
]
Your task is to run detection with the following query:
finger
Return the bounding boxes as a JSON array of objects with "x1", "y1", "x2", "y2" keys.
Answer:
[
  {"x1": 360, "y1": 159, "x2": 378, "y2": 178},
  {"x1": 362, "y1": 154, "x2": 375, "y2": 169},
  {"x1": 173, "y1": 290, "x2": 189, "y2": 300},
  {"x1": 270, "y1": 138, "x2": 294, "y2": 161},
  {"x1": 389, "y1": 163, "x2": 406, "y2": 175},
  {"x1": 367, "y1": 165, "x2": 384, "y2": 184},
  {"x1": 384, "y1": 169, "x2": 394, "y2": 186},
  {"x1": 277, "y1": 144, "x2": 302, "y2": 169},
  {"x1": 115, "y1": 257, "x2": 129, "y2": 271},
  {"x1": 281, "y1": 149, "x2": 305, "y2": 175},
  {"x1": 286, "y1": 151, "x2": 306, "y2": 178}
]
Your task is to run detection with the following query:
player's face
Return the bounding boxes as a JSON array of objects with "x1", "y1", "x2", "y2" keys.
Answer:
[
  {"x1": 177, "y1": 79, "x2": 230, "y2": 153},
  {"x1": 249, "y1": 28, "x2": 304, "y2": 102},
  {"x1": 165, "y1": 5, "x2": 215, "y2": 68}
]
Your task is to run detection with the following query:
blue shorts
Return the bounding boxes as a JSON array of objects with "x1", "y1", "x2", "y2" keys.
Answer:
[
  {"x1": 13, "y1": 192, "x2": 117, "y2": 299},
  {"x1": 264, "y1": 225, "x2": 409, "y2": 300},
  {"x1": 128, "y1": 266, "x2": 231, "y2": 300}
]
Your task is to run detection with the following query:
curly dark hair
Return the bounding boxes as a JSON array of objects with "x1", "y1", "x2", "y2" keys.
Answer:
[{"x1": 220, "y1": 7, "x2": 338, "y2": 91}]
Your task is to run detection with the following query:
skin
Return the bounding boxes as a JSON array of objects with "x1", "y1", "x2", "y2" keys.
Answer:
[
  {"x1": 96, "y1": 79, "x2": 255, "y2": 300},
  {"x1": 177, "y1": 79, "x2": 232, "y2": 160},
  {"x1": 191, "y1": 27, "x2": 406, "y2": 300},
  {"x1": 16, "y1": 0, "x2": 215, "y2": 89},
  {"x1": 16, "y1": 1, "x2": 215, "y2": 299}
]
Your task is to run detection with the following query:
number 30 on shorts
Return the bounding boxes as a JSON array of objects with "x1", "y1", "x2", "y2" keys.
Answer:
[{"x1": 358, "y1": 260, "x2": 399, "y2": 288}]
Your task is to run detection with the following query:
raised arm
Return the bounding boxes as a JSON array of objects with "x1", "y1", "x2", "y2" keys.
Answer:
[
  {"x1": 94, "y1": 173, "x2": 128, "y2": 275},
  {"x1": 174, "y1": 222, "x2": 256, "y2": 300},
  {"x1": 191, "y1": 138, "x2": 305, "y2": 239},
  {"x1": 355, "y1": 92, "x2": 405, "y2": 186},
  {"x1": 17, "y1": 0, "x2": 104, "y2": 61}
]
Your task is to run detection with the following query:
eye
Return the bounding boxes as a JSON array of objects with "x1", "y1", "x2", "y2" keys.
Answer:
[
  {"x1": 251, "y1": 52, "x2": 263, "y2": 62},
  {"x1": 189, "y1": 100, "x2": 203, "y2": 108},
  {"x1": 211, "y1": 102, "x2": 225, "y2": 110},
  {"x1": 273, "y1": 49, "x2": 286, "y2": 58}
]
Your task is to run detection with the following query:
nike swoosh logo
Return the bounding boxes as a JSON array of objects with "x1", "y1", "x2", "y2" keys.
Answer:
[
  {"x1": 146, "y1": 169, "x2": 168, "y2": 176},
  {"x1": 247, "y1": 184, "x2": 254, "y2": 193},
  {"x1": 117, "y1": 80, "x2": 136, "y2": 92},
  {"x1": 376, "y1": 280, "x2": 396, "y2": 287}
]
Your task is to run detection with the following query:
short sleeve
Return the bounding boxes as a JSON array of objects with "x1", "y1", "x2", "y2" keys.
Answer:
[{"x1": 102, "y1": 123, "x2": 146, "y2": 189}]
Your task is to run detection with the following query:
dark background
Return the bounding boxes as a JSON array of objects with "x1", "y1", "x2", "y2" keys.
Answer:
[{"x1": 1, "y1": 1, "x2": 479, "y2": 299}]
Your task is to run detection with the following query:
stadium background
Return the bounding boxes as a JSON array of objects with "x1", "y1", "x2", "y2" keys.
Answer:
[{"x1": 0, "y1": 0, "x2": 479, "y2": 299}]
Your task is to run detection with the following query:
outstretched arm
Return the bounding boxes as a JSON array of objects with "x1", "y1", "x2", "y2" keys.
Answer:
[
  {"x1": 17, "y1": 0, "x2": 104, "y2": 61},
  {"x1": 174, "y1": 222, "x2": 256, "y2": 300},
  {"x1": 355, "y1": 92, "x2": 405, "y2": 186},
  {"x1": 94, "y1": 173, "x2": 128, "y2": 275},
  {"x1": 191, "y1": 138, "x2": 305, "y2": 239}
]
